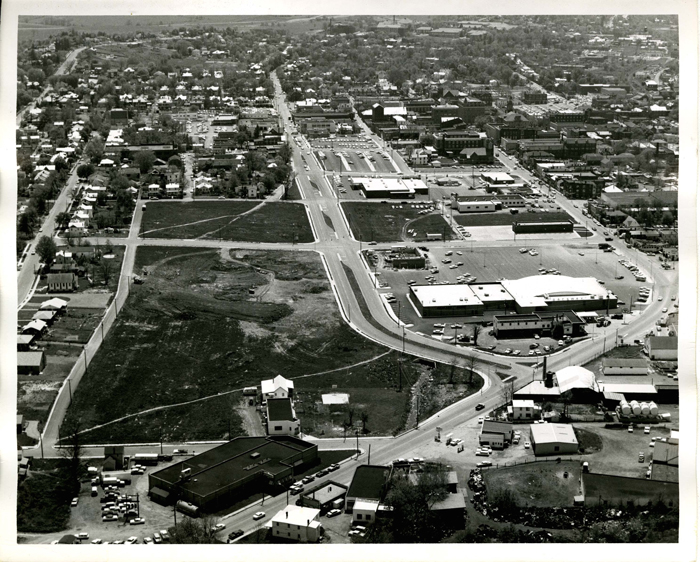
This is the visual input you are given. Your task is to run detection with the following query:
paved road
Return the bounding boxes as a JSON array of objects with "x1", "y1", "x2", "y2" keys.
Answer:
[{"x1": 23, "y1": 69, "x2": 676, "y2": 520}]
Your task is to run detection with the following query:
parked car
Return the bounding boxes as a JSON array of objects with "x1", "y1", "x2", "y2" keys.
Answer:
[
  {"x1": 228, "y1": 530, "x2": 245, "y2": 541},
  {"x1": 129, "y1": 517, "x2": 145, "y2": 525},
  {"x1": 524, "y1": 441, "x2": 530, "y2": 449},
  {"x1": 75, "y1": 532, "x2": 89, "y2": 540},
  {"x1": 70, "y1": 497, "x2": 79, "y2": 507},
  {"x1": 125, "y1": 537, "x2": 138, "y2": 544},
  {"x1": 143, "y1": 537, "x2": 154, "y2": 544},
  {"x1": 329, "y1": 463, "x2": 340, "y2": 471},
  {"x1": 326, "y1": 509, "x2": 342, "y2": 518}
]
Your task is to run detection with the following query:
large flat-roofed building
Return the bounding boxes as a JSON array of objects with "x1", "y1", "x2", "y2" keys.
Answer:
[
  {"x1": 602, "y1": 358, "x2": 648, "y2": 376},
  {"x1": 345, "y1": 465, "x2": 391, "y2": 513},
  {"x1": 512, "y1": 220, "x2": 574, "y2": 234},
  {"x1": 529, "y1": 423, "x2": 579, "y2": 456},
  {"x1": 409, "y1": 276, "x2": 617, "y2": 318},
  {"x1": 350, "y1": 177, "x2": 428, "y2": 199},
  {"x1": 148, "y1": 436, "x2": 317, "y2": 513}
]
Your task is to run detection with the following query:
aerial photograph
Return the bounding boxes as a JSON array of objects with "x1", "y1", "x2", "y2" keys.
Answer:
[{"x1": 5, "y1": 6, "x2": 697, "y2": 558}]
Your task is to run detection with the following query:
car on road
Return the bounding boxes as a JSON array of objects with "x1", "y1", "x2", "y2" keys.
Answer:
[
  {"x1": 326, "y1": 509, "x2": 342, "y2": 518},
  {"x1": 228, "y1": 529, "x2": 245, "y2": 541},
  {"x1": 253, "y1": 511, "x2": 266, "y2": 521},
  {"x1": 129, "y1": 517, "x2": 145, "y2": 525},
  {"x1": 477, "y1": 416, "x2": 485, "y2": 424},
  {"x1": 524, "y1": 441, "x2": 530, "y2": 449},
  {"x1": 75, "y1": 532, "x2": 89, "y2": 540},
  {"x1": 615, "y1": 275, "x2": 624, "y2": 280},
  {"x1": 302, "y1": 476, "x2": 315, "y2": 484},
  {"x1": 213, "y1": 523, "x2": 226, "y2": 532},
  {"x1": 475, "y1": 403, "x2": 485, "y2": 411},
  {"x1": 71, "y1": 497, "x2": 79, "y2": 507},
  {"x1": 578, "y1": 252, "x2": 585, "y2": 256},
  {"x1": 329, "y1": 463, "x2": 340, "y2": 471},
  {"x1": 91, "y1": 538, "x2": 102, "y2": 544}
]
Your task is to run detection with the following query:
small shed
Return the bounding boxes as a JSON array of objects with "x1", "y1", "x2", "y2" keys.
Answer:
[{"x1": 17, "y1": 351, "x2": 46, "y2": 375}]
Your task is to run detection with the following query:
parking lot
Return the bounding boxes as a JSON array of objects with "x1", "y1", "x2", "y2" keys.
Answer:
[
  {"x1": 373, "y1": 243, "x2": 647, "y2": 353},
  {"x1": 307, "y1": 135, "x2": 400, "y2": 175}
]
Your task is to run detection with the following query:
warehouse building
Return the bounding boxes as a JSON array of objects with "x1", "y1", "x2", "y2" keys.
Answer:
[
  {"x1": 349, "y1": 177, "x2": 428, "y2": 199},
  {"x1": 298, "y1": 482, "x2": 348, "y2": 513},
  {"x1": 645, "y1": 335, "x2": 678, "y2": 361},
  {"x1": 345, "y1": 465, "x2": 391, "y2": 514},
  {"x1": 479, "y1": 420, "x2": 514, "y2": 449},
  {"x1": 602, "y1": 358, "x2": 648, "y2": 376},
  {"x1": 529, "y1": 423, "x2": 579, "y2": 456},
  {"x1": 408, "y1": 276, "x2": 617, "y2": 318},
  {"x1": 148, "y1": 436, "x2": 318, "y2": 513}
]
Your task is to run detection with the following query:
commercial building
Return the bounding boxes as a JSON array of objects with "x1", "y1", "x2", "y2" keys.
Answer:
[
  {"x1": 409, "y1": 276, "x2": 617, "y2": 318},
  {"x1": 479, "y1": 420, "x2": 513, "y2": 449},
  {"x1": 271, "y1": 505, "x2": 323, "y2": 542},
  {"x1": 515, "y1": 366, "x2": 601, "y2": 403},
  {"x1": 148, "y1": 436, "x2": 318, "y2": 513},
  {"x1": 645, "y1": 336, "x2": 678, "y2": 361},
  {"x1": 298, "y1": 482, "x2": 348, "y2": 513},
  {"x1": 385, "y1": 247, "x2": 426, "y2": 269},
  {"x1": 529, "y1": 423, "x2": 578, "y2": 456},
  {"x1": 455, "y1": 200, "x2": 496, "y2": 213},
  {"x1": 602, "y1": 358, "x2": 648, "y2": 376},
  {"x1": 493, "y1": 310, "x2": 586, "y2": 338},
  {"x1": 512, "y1": 219, "x2": 574, "y2": 234},
  {"x1": 349, "y1": 177, "x2": 428, "y2": 199},
  {"x1": 345, "y1": 465, "x2": 391, "y2": 513},
  {"x1": 266, "y1": 398, "x2": 300, "y2": 437}
]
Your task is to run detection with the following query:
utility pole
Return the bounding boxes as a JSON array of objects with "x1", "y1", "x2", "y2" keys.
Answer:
[{"x1": 68, "y1": 379, "x2": 73, "y2": 404}]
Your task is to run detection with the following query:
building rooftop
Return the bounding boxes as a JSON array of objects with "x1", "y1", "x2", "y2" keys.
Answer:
[
  {"x1": 347, "y1": 465, "x2": 390, "y2": 502},
  {"x1": 556, "y1": 366, "x2": 599, "y2": 393},
  {"x1": 530, "y1": 423, "x2": 578, "y2": 445},
  {"x1": 271, "y1": 504, "x2": 321, "y2": 528},
  {"x1": 603, "y1": 358, "x2": 648, "y2": 368},
  {"x1": 302, "y1": 482, "x2": 348, "y2": 505},
  {"x1": 17, "y1": 351, "x2": 44, "y2": 367},
  {"x1": 513, "y1": 399, "x2": 535, "y2": 408},
  {"x1": 261, "y1": 374, "x2": 294, "y2": 395},
  {"x1": 599, "y1": 383, "x2": 658, "y2": 395},
  {"x1": 647, "y1": 336, "x2": 678, "y2": 350},
  {"x1": 267, "y1": 398, "x2": 295, "y2": 422},
  {"x1": 410, "y1": 284, "x2": 482, "y2": 309}
]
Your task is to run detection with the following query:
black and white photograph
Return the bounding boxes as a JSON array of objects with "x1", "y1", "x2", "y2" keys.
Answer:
[{"x1": 0, "y1": 2, "x2": 697, "y2": 561}]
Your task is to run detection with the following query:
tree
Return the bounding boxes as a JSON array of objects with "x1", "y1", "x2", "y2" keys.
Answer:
[
  {"x1": 84, "y1": 137, "x2": 104, "y2": 165},
  {"x1": 466, "y1": 352, "x2": 477, "y2": 385},
  {"x1": 384, "y1": 463, "x2": 450, "y2": 542},
  {"x1": 135, "y1": 150, "x2": 156, "y2": 174},
  {"x1": 472, "y1": 324, "x2": 482, "y2": 346},
  {"x1": 501, "y1": 380, "x2": 514, "y2": 406},
  {"x1": 560, "y1": 390, "x2": 574, "y2": 420},
  {"x1": 169, "y1": 516, "x2": 219, "y2": 544},
  {"x1": 360, "y1": 411, "x2": 369, "y2": 434},
  {"x1": 168, "y1": 155, "x2": 183, "y2": 169},
  {"x1": 36, "y1": 235, "x2": 57, "y2": 265},
  {"x1": 77, "y1": 163, "x2": 95, "y2": 179},
  {"x1": 98, "y1": 259, "x2": 115, "y2": 285},
  {"x1": 55, "y1": 211, "x2": 71, "y2": 231},
  {"x1": 18, "y1": 209, "x2": 37, "y2": 237},
  {"x1": 59, "y1": 416, "x2": 85, "y2": 490}
]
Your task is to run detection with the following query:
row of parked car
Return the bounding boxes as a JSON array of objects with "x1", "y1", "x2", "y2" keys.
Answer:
[{"x1": 289, "y1": 463, "x2": 342, "y2": 495}]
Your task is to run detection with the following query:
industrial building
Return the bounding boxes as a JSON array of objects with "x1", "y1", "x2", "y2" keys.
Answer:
[
  {"x1": 408, "y1": 276, "x2": 617, "y2": 318},
  {"x1": 148, "y1": 436, "x2": 318, "y2": 513},
  {"x1": 515, "y1": 366, "x2": 601, "y2": 403},
  {"x1": 529, "y1": 423, "x2": 579, "y2": 456},
  {"x1": 298, "y1": 482, "x2": 348, "y2": 513},
  {"x1": 645, "y1": 336, "x2": 678, "y2": 361},
  {"x1": 602, "y1": 358, "x2": 648, "y2": 376}
]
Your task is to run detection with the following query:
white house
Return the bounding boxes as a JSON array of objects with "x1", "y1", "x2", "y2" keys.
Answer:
[
  {"x1": 510, "y1": 399, "x2": 537, "y2": 420},
  {"x1": 353, "y1": 499, "x2": 379, "y2": 524},
  {"x1": 261, "y1": 375, "x2": 294, "y2": 400},
  {"x1": 271, "y1": 504, "x2": 323, "y2": 542}
]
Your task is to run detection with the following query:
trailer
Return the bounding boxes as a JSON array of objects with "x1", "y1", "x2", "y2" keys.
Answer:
[{"x1": 132, "y1": 453, "x2": 159, "y2": 466}]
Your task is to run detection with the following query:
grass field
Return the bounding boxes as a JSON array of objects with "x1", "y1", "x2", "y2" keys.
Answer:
[
  {"x1": 141, "y1": 201, "x2": 314, "y2": 243},
  {"x1": 483, "y1": 461, "x2": 582, "y2": 508},
  {"x1": 453, "y1": 211, "x2": 575, "y2": 227},
  {"x1": 64, "y1": 247, "x2": 387, "y2": 444},
  {"x1": 341, "y1": 202, "x2": 453, "y2": 243}
]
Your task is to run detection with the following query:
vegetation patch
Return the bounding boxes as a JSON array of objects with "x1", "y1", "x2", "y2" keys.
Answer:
[{"x1": 342, "y1": 202, "x2": 453, "y2": 243}]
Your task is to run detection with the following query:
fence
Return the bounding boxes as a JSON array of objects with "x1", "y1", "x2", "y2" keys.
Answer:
[
  {"x1": 479, "y1": 455, "x2": 581, "y2": 470},
  {"x1": 42, "y1": 260, "x2": 133, "y2": 446}
]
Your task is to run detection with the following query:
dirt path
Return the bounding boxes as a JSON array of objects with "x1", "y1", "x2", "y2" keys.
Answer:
[
  {"x1": 73, "y1": 351, "x2": 393, "y2": 439},
  {"x1": 217, "y1": 248, "x2": 276, "y2": 301},
  {"x1": 142, "y1": 248, "x2": 218, "y2": 275},
  {"x1": 196, "y1": 201, "x2": 267, "y2": 239},
  {"x1": 236, "y1": 399, "x2": 265, "y2": 437}
]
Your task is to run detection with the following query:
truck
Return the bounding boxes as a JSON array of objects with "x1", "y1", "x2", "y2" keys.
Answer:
[
  {"x1": 131, "y1": 453, "x2": 159, "y2": 466},
  {"x1": 243, "y1": 386, "x2": 258, "y2": 396}
]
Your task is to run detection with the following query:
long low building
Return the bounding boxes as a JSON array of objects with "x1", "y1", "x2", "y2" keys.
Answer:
[
  {"x1": 148, "y1": 436, "x2": 317, "y2": 513},
  {"x1": 408, "y1": 275, "x2": 617, "y2": 318},
  {"x1": 350, "y1": 177, "x2": 428, "y2": 199},
  {"x1": 529, "y1": 423, "x2": 579, "y2": 456}
]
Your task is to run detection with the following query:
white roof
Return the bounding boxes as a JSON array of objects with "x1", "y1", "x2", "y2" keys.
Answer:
[
  {"x1": 530, "y1": 423, "x2": 578, "y2": 445},
  {"x1": 410, "y1": 284, "x2": 482, "y2": 309},
  {"x1": 271, "y1": 504, "x2": 320, "y2": 527},
  {"x1": 501, "y1": 276, "x2": 610, "y2": 309},
  {"x1": 513, "y1": 399, "x2": 535, "y2": 408},
  {"x1": 261, "y1": 374, "x2": 294, "y2": 395},
  {"x1": 321, "y1": 393, "x2": 349, "y2": 405},
  {"x1": 599, "y1": 383, "x2": 657, "y2": 395},
  {"x1": 23, "y1": 319, "x2": 47, "y2": 332},
  {"x1": 514, "y1": 380, "x2": 561, "y2": 396},
  {"x1": 556, "y1": 366, "x2": 599, "y2": 393},
  {"x1": 354, "y1": 500, "x2": 379, "y2": 512},
  {"x1": 40, "y1": 297, "x2": 68, "y2": 310}
]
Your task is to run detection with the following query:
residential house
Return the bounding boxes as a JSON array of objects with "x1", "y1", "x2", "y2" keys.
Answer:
[
  {"x1": 47, "y1": 273, "x2": 78, "y2": 293},
  {"x1": 261, "y1": 375, "x2": 294, "y2": 400},
  {"x1": 271, "y1": 505, "x2": 323, "y2": 543},
  {"x1": 266, "y1": 398, "x2": 300, "y2": 437},
  {"x1": 17, "y1": 351, "x2": 46, "y2": 375},
  {"x1": 40, "y1": 297, "x2": 68, "y2": 313},
  {"x1": 510, "y1": 399, "x2": 538, "y2": 421},
  {"x1": 17, "y1": 334, "x2": 35, "y2": 351},
  {"x1": 22, "y1": 319, "x2": 48, "y2": 337}
]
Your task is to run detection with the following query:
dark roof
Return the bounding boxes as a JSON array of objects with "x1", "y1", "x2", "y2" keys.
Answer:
[
  {"x1": 347, "y1": 465, "x2": 390, "y2": 501},
  {"x1": 149, "y1": 487, "x2": 171, "y2": 500},
  {"x1": 647, "y1": 336, "x2": 678, "y2": 350},
  {"x1": 603, "y1": 358, "x2": 648, "y2": 368},
  {"x1": 47, "y1": 273, "x2": 75, "y2": 283},
  {"x1": 267, "y1": 398, "x2": 295, "y2": 421},
  {"x1": 151, "y1": 436, "x2": 316, "y2": 497},
  {"x1": 481, "y1": 420, "x2": 513, "y2": 435}
]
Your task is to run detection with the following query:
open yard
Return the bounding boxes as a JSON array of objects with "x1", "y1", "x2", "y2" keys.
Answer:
[
  {"x1": 483, "y1": 461, "x2": 583, "y2": 508},
  {"x1": 64, "y1": 247, "x2": 388, "y2": 444},
  {"x1": 341, "y1": 202, "x2": 453, "y2": 243},
  {"x1": 141, "y1": 200, "x2": 314, "y2": 243}
]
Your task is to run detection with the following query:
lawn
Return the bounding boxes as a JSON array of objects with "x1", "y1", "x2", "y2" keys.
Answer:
[
  {"x1": 453, "y1": 211, "x2": 575, "y2": 227},
  {"x1": 141, "y1": 201, "x2": 314, "y2": 243},
  {"x1": 17, "y1": 469, "x2": 75, "y2": 533},
  {"x1": 64, "y1": 247, "x2": 387, "y2": 444},
  {"x1": 341, "y1": 202, "x2": 453, "y2": 243},
  {"x1": 483, "y1": 461, "x2": 582, "y2": 508}
]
